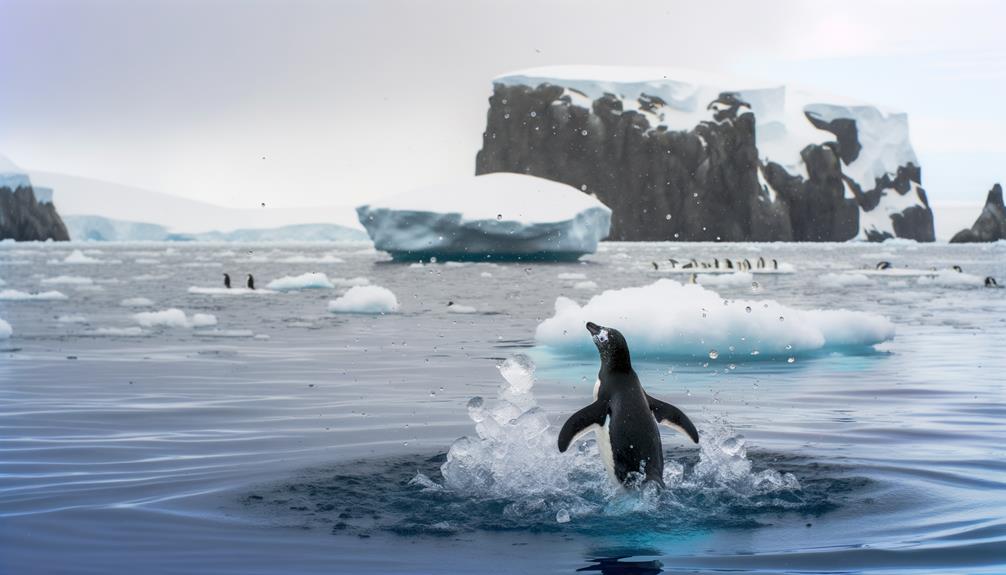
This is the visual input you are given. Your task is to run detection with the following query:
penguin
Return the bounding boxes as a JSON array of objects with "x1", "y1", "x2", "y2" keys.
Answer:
[
  {"x1": 223, "y1": 273, "x2": 231, "y2": 289},
  {"x1": 772, "y1": 259, "x2": 778, "y2": 270},
  {"x1": 714, "y1": 258, "x2": 720, "y2": 269},
  {"x1": 986, "y1": 276, "x2": 1000, "y2": 288},
  {"x1": 688, "y1": 272, "x2": 698, "y2": 284},
  {"x1": 876, "y1": 261, "x2": 892, "y2": 270},
  {"x1": 682, "y1": 262, "x2": 694, "y2": 269},
  {"x1": 558, "y1": 322, "x2": 699, "y2": 487},
  {"x1": 668, "y1": 258, "x2": 679, "y2": 268},
  {"x1": 952, "y1": 265, "x2": 963, "y2": 273},
  {"x1": 651, "y1": 261, "x2": 659, "y2": 271},
  {"x1": 758, "y1": 256, "x2": 765, "y2": 269},
  {"x1": 247, "y1": 274, "x2": 256, "y2": 290},
  {"x1": 744, "y1": 258, "x2": 752, "y2": 271},
  {"x1": 724, "y1": 258, "x2": 733, "y2": 270}
]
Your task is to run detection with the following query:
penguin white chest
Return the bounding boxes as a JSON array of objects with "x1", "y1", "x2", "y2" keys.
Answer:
[{"x1": 592, "y1": 378, "x2": 617, "y2": 482}]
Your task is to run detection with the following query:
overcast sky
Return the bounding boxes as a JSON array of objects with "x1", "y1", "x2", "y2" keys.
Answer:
[{"x1": 1, "y1": 0, "x2": 1003, "y2": 210}]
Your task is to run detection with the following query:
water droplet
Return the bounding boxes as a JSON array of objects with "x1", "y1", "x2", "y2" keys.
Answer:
[
  {"x1": 779, "y1": 316, "x2": 785, "y2": 322},
  {"x1": 750, "y1": 350, "x2": 760, "y2": 356},
  {"x1": 751, "y1": 281, "x2": 760, "y2": 291},
  {"x1": 665, "y1": 214, "x2": 672, "y2": 220},
  {"x1": 429, "y1": 390, "x2": 436, "y2": 397},
  {"x1": 787, "y1": 357, "x2": 796, "y2": 364},
  {"x1": 785, "y1": 344, "x2": 792, "y2": 351},
  {"x1": 503, "y1": 113, "x2": 510, "y2": 119},
  {"x1": 745, "y1": 306, "x2": 752, "y2": 313},
  {"x1": 530, "y1": 111, "x2": 537, "y2": 117},
  {"x1": 497, "y1": 214, "x2": 502, "y2": 220},
  {"x1": 556, "y1": 509, "x2": 570, "y2": 523},
  {"x1": 728, "y1": 363, "x2": 736, "y2": 370},
  {"x1": 708, "y1": 349, "x2": 719, "y2": 360},
  {"x1": 581, "y1": 129, "x2": 588, "y2": 136}
]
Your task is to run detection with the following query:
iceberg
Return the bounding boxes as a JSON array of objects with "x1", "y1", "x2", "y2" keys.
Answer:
[
  {"x1": 328, "y1": 285, "x2": 399, "y2": 314},
  {"x1": 535, "y1": 279, "x2": 894, "y2": 359},
  {"x1": 265, "y1": 272, "x2": 335, "y2": 291},
  {"x1": 0, "y1": 317, "x2": 11, "y2": 339},
  {"x1": 356, "y1": 173, "x2": 611, "y2": 261}
]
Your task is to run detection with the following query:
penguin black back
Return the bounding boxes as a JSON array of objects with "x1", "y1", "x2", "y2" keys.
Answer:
[
  {"x1": 247, "y1": 274, "x2": 255, "y2": 290},
  {"x1": 223, "y1": 273, "x2": 231, "y2": 289}
]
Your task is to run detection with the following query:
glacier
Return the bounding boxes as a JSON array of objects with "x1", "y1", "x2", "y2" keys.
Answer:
[{"x1": 356, "y1": 173, "x2": 611, "y2": 261}]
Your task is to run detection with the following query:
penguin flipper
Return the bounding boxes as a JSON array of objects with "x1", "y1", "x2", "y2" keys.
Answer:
[
  {"x1": 557, "y1": 400, "x2": 608, "y2": 453},
  {"x1": 646, "y1": 395, "x2": 699, "y2": 444}
]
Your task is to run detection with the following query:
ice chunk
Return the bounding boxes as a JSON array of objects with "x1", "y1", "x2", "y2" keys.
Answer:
[
  {"x1": 187, "y1": 287, "x2": 274, "y2": 295},
  {"x1": 917, "y1": 270, "x2": 987, "y2": 287},
  {"x1": 574, "y1": 281, "x2": 598, "y2": 290},
  {"x1": 132, "y1": 308, "x2": 217, "y2": 328},
  {"x1": 696, "y1": 272, "x2": 754, "y2": 287},
  {"x1": 52, "y1": 250, "x2": 119, "y2": 264},
  {"x1": 120, "y1": 297, "x2": 154, "y2": 307},
  {"x1": 41, "y1": 275, "x2": 93, "y2": 285},
  {"x1": 535, "y1": 279, "x2": 894, "y2": 359},
  {"x1": 265, "y1": 272, "x2": 335, "y2": 291},
  {"x1": 330, "y1": 277, "x2": 371, "y2": 288},
  {"x1": 328, "y1": 285, "x2": 399, "y2": 314},
  {"x1": 88, "y1": 327, "x2": 144, "y2": 337},
  {"x1": 57, "y1": 314, "x2": 88, "y2": 323},
  {"x1": 447, "y1": 303, "x2": 478, "y2": 314},
  {"x1": 0, "y1": 317, "x2": 11, "y2": 339},
  {"x1": 0, "y1": 289, "x2": 68, "y2": 301},
  {"x1": 357, "y1": 173, "x2": 611, "y2": 261},
  {"x1": 818, "y1": 273, "x2": 873, "y2": 287},
  {"x1": 558, "y1": 272, "x2": 587, "y2": 280}
]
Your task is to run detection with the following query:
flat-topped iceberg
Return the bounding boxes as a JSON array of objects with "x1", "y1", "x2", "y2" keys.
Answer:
[
  {"x1": 535, "y1": 279, "x2": 894, "y2": 359},
  {"x1": 357, "y1": 173, "x2": 611, "y2": 261}
]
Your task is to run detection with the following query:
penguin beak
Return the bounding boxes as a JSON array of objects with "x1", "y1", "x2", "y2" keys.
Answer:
[{"x1": 585, "y1": 322, "x2": 602, "y2": 336}]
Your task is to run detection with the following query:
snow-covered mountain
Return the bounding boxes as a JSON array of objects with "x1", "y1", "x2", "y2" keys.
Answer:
[
  {"x1": 476, "y1": 66, "x2": 935, "y2": 242},
  {"x1": 0, "y1": 155, "x2": 69, "y2": 241}
]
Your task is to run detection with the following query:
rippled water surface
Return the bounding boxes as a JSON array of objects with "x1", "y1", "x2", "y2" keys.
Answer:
[{"x1": 1, "y1": 241, "x2": 1005, "y2": 574}]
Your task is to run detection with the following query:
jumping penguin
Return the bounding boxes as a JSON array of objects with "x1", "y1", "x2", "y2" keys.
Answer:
[{"x1": 558, "y1": 322, "x2": 699, "y2": 487}]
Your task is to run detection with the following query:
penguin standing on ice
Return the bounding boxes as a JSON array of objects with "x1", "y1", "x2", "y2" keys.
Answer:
[
  {"x1": 247, "y1": 274, "x2": 256, "y2": 290},
  {"x1": 876, "y1": 261, "x2": 892, "y2": 270},
  {"x1": 223, "y1": 273, "x2": 231, "y2": 289},
  {"x1": 986, "y1": 277, "x2": 1000, "y2": 288},
  {"x1": 953, "y1": 265, "x2": 963, "y2": 273},
  {"x1": 558, "y1": 322, "x2": 699, "y2": 487}
]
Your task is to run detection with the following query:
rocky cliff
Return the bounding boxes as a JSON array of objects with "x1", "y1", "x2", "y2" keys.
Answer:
[
  {"x1": 0, "y1": 180, "x2": 70, "y2": 242},
  {"x1": 476, "y1": 67, "x2": 935, "y2": 242},
  {"x1": 949, "y1": 184, "x2": 1006, "y2": 243}
]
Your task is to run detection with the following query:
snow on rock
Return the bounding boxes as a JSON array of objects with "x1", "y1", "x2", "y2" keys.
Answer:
[
  {"x1": 328, "y1": 285, "x2": 399, "y2": 314},
  {"x1": 819, "y1": 273, "x2": 873, "y2": 287},
  {"x1": 535, "y1": 279, "x2": 894, "y2": 359},
  {"x1": 132, "y1": 308, "x2": 218, "y2": 328},
  {"x1": 0, "y1": 317, "x2": 11, "y2": 339},
  {"x1": 265, "y1": 272, "x2": 335, "y2": 291},
  {"x1": 120, "y1": 297, "x2": 154, "y2": 307},
  {"x1": 0, "y1": 289, "x2": 68, "y2": 301},
  {"x1": 41, "y1": 275, "x2": 93, "y2": 285},
  {"x1": 357, "y1": 173, "x2": 611, "y2": 261}
]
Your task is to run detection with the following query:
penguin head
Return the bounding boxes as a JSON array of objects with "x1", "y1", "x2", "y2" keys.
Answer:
[{"x1": 586, "y1": 322, "x2": 631, "y2": 369}]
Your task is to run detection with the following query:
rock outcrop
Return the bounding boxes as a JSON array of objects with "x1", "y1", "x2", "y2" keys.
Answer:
[
  {"x1": 949, "y1": 184, "x2": 1006, "y2": 243},
  {"x1": 0, "y1": 156, "x2": 70, "y2": 242},
  {"x1": 476, "y1": 67, "x2": 935, "y2": 242}
]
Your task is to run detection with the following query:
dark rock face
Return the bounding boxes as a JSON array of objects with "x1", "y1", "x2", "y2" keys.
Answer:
[
  {"x1": 0, "y1": 185, "x2": 70, "y2": 241},
  {"x1": 950, "y1": 184, "x2": 1006, "y2": 243},
  {"x1": 476, "y1": 82, "x2": 935, "y2": 242}
]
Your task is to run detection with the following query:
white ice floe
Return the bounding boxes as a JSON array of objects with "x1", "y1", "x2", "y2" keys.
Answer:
[
  {"x1": 133, "y1": 273, "x2": 171, "y2": 282},
  {"x1": 120, "y1": 297, "x2": 154, "y2": 307},
  {"x1": 558, "y1": 272, "x2": 587, "y2": 280},
  {"x1": 88, "y1": 327, "x2": 145, "y2": 337},
  {"x1": 0, "y1": 278, "x2": 5, "y2": 286},
  {"x1": 132, "y1": 309, "x2": 218, "y2": 328},
  {"x1": 0, "y1": 289, "x2": 68, "y2": 301},
  {"x1": 60, "y1": 250, "x2": 102, "y2": 264},
  {"x1": 574, "y1": 280, "x2": 598, "y2": 290},
  {"x1": 41, "y1": 275, "x2": 93, "y2": 285},
  {"x1": 187, "y1": 286, "x2": 274, "y2": 295},
  {"x1": 818, "y1": 273, "x2": 873, "y2": 287},
  {"x1": 331, "y1": 277, "x2": 371, "y2": 288},
  {"x1": 135, "y1": 258, "x2": 160, "y2": 265},
  {"x1": 57, "y1": 314, "x2": 88, "y2": 323},
  {"x1": 265, "y1": 272, "x2": 335, "y2": 291},
  {"x1": 0, "y1": 317, "x2": 11, "y2": 339},
  {"x1": 447, "y1": 303, "x2": 478, "y2": 314},
  {"x1": 279, "y1": 253, "x2": 345, "y2": 264},
  {"x1": 696, "y1": 272, "x2": 754, "y2": 287},
  {"x1": 195, "y1": 329, "x2": 255, "y2": 337},
  {"x1": 916, "y1": 271, "x2": 987, "y2": 288},
  {"x1": 535, "y1": 279, "x2": 894, "y2": 359},
  {"x1": 357, "y1": 173, "x2": 611, "y2": 261},
  {"x1": 480, "y1": 271, "x2": 493, "y2": 278},
  {"x1": 328, "y1": 285, "x2": 399, "y2": 314}
]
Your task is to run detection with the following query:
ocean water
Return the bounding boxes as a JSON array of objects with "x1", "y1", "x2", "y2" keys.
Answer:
[{"x1": 1, "y1": 241, "x2": 1004, "y2": 575}]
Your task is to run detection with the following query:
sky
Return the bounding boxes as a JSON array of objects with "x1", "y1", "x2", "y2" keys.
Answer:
[{"x1": 1, "y1": 0, "x2": 1003, "y2": 212}]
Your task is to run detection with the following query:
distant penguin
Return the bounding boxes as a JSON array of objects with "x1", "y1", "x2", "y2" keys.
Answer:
[
  {"x1": 758, "y1": 256, "x2": 765, "y2": 269},
  {"x1": 668, "y1": 258, "x2": 679, "y2": 268},
  {"x1": 953, "y1": 265, "x2": 963, "y2": 273},
  {"x1": 690, "y1": 258, "x2": 698, "y2": 267},
  {"x1": 714, "y1": 258, "x2": 720, "y2": 269},
  {"x1": 772, "y1": 259, "x2": 778, "y2": 270},
  {"x1": 247, "y1": 274, "x2": 255, "y2": 290},
  {"x1": 876, "y1": 261, "x2": 892, "y2": 270},
  {"x1": 682, "y1": 262, "x2": 694, "y2": 269},
  {"x1": 558, "y1": 322, "x2": 699, "y2": 487},
  {"x1": 689, "y1": 273, "x2": 698, "y2": 284},
  {"x1": 986, "y1": 277, "x2": 1000, "y2": 288},
  {"x1": 744, "y1": 258, "x2": 752, "y2": 271},
  {"x1": 223, "y1": 273, "x2": 231, "y2": 289},
  {"x1": 651, "y1": 261, "x2": 659, "y2": 271},
  {"x1": 724, "y1": 258, "x2": 733, "y2": 269},
  {"x1": 447, "y1": 301, "x2": 454, "y2": 307}
]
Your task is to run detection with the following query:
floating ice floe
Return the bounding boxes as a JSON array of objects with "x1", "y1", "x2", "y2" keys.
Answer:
[
  {"x1": 57, "y1": 314, "x2": 88, "y2": 323},
  {"x1": 574, "y1": 280, "x2": 598, "y2": 290},
  {"x1": 195, "y1": 329, "x2": 255, "y2": 337},
  {"x1": 279, "y1": 253, "x2": 345, "y2": 264},
  {"x1": 120, "y1": 297, "x2": 154, "y2": 307},
  {"x1": 696, "y1": 272, "x2": 754, "y2": 287},
  {"x1": 88, "y1": 327, "x2": 145, "y2": 337},
  {"x1": 266, "y1": 272, "x2": 335, "y2": 291},
  {"x1": 0, "y1": 289, "x2": 68, "y2": 301},
  {"x1": 331, "y1": 277, "x2": 371, "y2": 288},
  {"x1": 0, "y1": 317, "x2": 11, "y2": 339},
  {"x1": 328, "y1": 285, "x2": 399, "y2": 314},
  {"x1": 447, "y1": 303, "x2": 478, "y2": 314},
  {"x1": 357, "y1": 173, "x2": 611, "y2": 261},
  {"x1": 187, "y1": 286, "x2": 274, "y2": 295},
  {"x1": 132, "y1": 309, "x2": 218, "y2": 328},
  {"x1": 916, "y1": 271, "x2": 987, "y2": 288},
  {"x1": 535, "y1": 279, "x2": 894, "y2": 359},
  {"x1": 818, "y1": 273, "x2": 873, "y2": 287},
  {"x1": 480, "y1": 271, "x2": 493, "y2": 278},
  {"x1": 49, "y1": 250, "x2": 119, "y2": 265},
  {"x1": 558, "y1": 272, "x2": 587, "y2": 280},
  {"x1": 41, "y1": 275, "x2": 93, "y2": 285}
]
